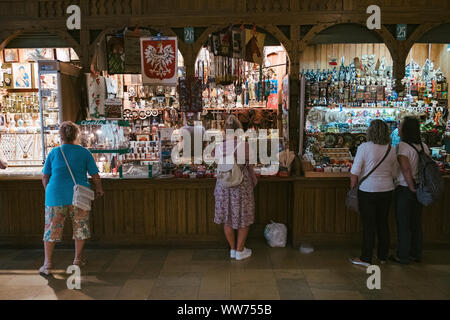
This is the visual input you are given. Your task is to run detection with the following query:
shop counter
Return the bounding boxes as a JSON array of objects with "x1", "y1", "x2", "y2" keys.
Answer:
[
  {"x1": 0, "y1": 175, "x2": 292, "y2": 247},
  {"x1": 0, "y1": 175, "x2": 448, "y2": 247},
  {"x1": 291, "y1": 176, "x2": 450, "y2": 246}
]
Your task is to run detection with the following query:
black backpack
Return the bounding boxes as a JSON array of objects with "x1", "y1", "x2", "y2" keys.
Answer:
[{"x1": 407, "y1": 143, "x2": 445, "y2": 206}]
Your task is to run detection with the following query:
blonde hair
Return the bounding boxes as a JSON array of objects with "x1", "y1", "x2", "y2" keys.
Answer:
[
  {"x1": 225, "y1": 115, "x2": 243, "y2": 130},
  {"x1": 59, "y1": 121, "x2": 79, "y2": 143}
]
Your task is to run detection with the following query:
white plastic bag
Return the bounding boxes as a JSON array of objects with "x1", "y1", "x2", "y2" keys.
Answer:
[{"x1": 264, "y1": 221, "x2": 287, "y2": 248}]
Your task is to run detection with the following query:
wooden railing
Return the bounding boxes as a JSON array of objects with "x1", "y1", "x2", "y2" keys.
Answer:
[{"x1": 1, "y1": 0, "x2": 448, "y2": 20}]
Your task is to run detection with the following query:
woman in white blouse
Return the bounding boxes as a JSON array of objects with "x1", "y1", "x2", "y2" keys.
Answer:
[{"x1": 349, "y1": 120, "x2": 398, "y2": 267}]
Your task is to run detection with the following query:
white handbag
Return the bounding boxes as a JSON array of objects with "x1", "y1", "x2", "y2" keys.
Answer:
[
  {"x1": 60, "y1": 146, "x2": 95, "y2": 211},
  {"x1": 216, "y1": 144, "x2": 243, "y2": 188}
]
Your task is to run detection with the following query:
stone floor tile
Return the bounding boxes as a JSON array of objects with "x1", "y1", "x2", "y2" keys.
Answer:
[
  {"x1": 0, "y1": 247, "x2": 449, "y2": 300},
  {"x1": 199, "y1": 271, "x2": 230, "y2": 295},
  {"x1": 5, "y1": 274, "x2": 50, "y2": 286},
  {"x1": 273, "y1": 269, "x2": 305, "y2": 280},
  {"x1": 148, "y1": 285, "x2": 199, "y2": 300},
  {"x1": 0, "y1": 286, "x2": 42, "y2": 300},
  {"x1": 106, "y1": 250, "x2": 143, "y2": 273},
  {"x1": 311, "y1": 288, "x2": 365, "y2": 300},
  {"x1": 156, "y1": 271, "x2": 203, "y2": 287},
  {"x1": 303, "y1": 269, "x2": 354, "y2": 286},
  {"x1": 198, "y1": 292, "x2": 231, "y2": 300},
  {"x1": 192, "y1": 249, "x2": 229, "y2": 261},
  {"x1": 276, "y1": 279, "x2": 314, "y2": 300},
  {"x1": 230, "y1": 270, "x2": 277, "y2": 287},
  {"x1": 231, "y1": 284, "x2": 280, "y2": 300},
  {"x1": 116, "y1": 279, "x2": 155, "y2": 300}
]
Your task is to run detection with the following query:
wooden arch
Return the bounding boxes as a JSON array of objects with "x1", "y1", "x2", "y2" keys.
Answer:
[
  {"x1": 0, "y1": 28, "x2": 82, "y2": 58},
  {"x1": 190, "y1": 24, "x2": 293, "y2": 72}
]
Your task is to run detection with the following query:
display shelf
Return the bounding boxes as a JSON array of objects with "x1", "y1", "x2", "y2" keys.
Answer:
[
  {"x1": 78, "y1": 120, "x2": 130, "y2": 127},
  {"x1": 88, "y1": 148, "x2": 130, "y2": 155},
  {"x1": 304, "y1": 171, "x2": 350, "y2": 178},
  {"x1": 204, "y1": 107, "x2": 277, "y2": 111}
]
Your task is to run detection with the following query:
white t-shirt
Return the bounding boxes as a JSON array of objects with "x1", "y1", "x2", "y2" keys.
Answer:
[
  {"x1": 351, "y1": 142, "x2": 398, "y2": 192},
  {"x1": 396, "y1": 142, "x2": 430, "y2": 187}
]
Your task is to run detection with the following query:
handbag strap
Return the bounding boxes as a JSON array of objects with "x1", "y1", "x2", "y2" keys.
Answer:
[
  {"x1": 358, "y1": 144, "x2": 392, "y2": 186},
  {"x1": 60, "y1": 146, "x2": 77, "y2": 186},
  {"x1": 406, "y1": 142, "x2": 424, "y2": 154}
]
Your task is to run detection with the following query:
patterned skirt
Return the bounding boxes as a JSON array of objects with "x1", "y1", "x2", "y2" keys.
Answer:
[{"x1": 214, "y1": 166, "x2": 255, "y2": 229}]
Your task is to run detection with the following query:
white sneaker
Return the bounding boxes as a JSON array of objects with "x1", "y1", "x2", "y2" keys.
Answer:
[
  {"x1": 230, "y1": 249, "x2": 236, "y2": 259},
  {"x1": 236, "y1": 248, "x2": 252, "y2": 261},
  {"x1": 349, "y1": 257, "x2": 370, "y2": 267}
]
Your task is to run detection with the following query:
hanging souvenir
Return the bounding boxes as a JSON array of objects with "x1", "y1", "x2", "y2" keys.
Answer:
[
  {"x1": 232, "y1": 29, "x2": 244, "y2": 59},
  {"x1": 105, "y1": 98, "x2": 123, "y2": 119},
  {"x1": 209, "y1": 33, "x2": 221, "y2": 56},
  {"x1": 105, "y1": 35, "x2": 125, "y2": 74},
  {"x1": 179, "y1": 76, "x2": 203, "y2": 113},
  {"x1": 244, "y1": 29, "x2": 265, "y2": 65},
  {"x1": 86, "y1": 73, "x2": 106, "y2": 119},
  {"x1": 219, "y1": 30, "x2": 232, "y2": 57},
  {"x1": 266, "y1": 79, "x2": 278, "y2": 109},
  {"x1": 140, "y1": 36, "x2": 178, "y2": 86}
]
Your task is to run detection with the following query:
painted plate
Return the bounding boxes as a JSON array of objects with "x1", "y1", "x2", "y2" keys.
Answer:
[{"x1": 325, "y1": 133, "x2": 337, "y2": 148}]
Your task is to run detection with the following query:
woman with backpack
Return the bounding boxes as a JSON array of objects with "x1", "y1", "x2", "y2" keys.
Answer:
[
  {"x1": 214, "y1": 115, "x2": 257, "y2": 261},
  {"x1": 391, "y1": 116, "x2": 430, "y2": 264},
  {"x1": 349, "y1": 120, "x2": 398, "y2": 267}
]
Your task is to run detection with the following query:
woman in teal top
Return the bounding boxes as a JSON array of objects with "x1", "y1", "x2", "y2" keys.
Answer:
[{"x1": 40, "y1": 121, "x2": 104, "y2": 276}]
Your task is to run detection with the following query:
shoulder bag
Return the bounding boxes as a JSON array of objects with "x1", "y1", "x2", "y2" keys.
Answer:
[
  {"x1": 216, "y1": 143, "x2": 243, "y2": 188},
  {"x1": 60, "y1": 146, "x2": 95, "y2": 211},
  {"x1": 346, "y1": 144, "x2": 392, "y2": 213}
]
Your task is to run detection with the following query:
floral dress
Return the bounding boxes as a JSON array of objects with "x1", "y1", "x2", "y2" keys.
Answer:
[{"x1": 214, "y1": 140, "x2": 257, "y2": 229}]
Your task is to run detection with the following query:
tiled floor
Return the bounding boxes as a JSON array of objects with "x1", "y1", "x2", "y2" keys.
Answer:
[{"x1": 0, "y1": 241, "x2": 449, "y2": 300}]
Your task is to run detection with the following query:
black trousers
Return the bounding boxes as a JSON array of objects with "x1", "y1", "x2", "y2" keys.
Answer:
[
  {"x1": 358, "y1": 190, "x2": 393, "y2": 264},
  {"x1": 395, "y1": 186, "x2": 423, "y2": 264}
]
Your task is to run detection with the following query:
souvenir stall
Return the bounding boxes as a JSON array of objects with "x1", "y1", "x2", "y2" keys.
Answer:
[
  {"x1": 291, "y1": 30, "x2": 450, "y2": 246},
  {"x1": 0, "y1": 46, "x2": 82, "y2": 176},
  {"x1": 193, "y1": 26, "x2": 291, "y2": 177},
  {"x1": 0, "y1": 27, "x2": 296, "y2": 247},
  {"x1": 300, "y1": 45, "x2": 449, "y2": 177},
  {"x1": 1, "y1": 27, "x2": 448, "y2": 248},
  {"x1": 80, "y1": 29, "x2": 185, "y2": 178},
  {"x1": 79, "y1": 26, "x2": 293, "y2": 180}
]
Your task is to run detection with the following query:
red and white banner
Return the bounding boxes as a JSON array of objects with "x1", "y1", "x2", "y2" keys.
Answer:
[{"x1": 140, "y1": 37, "x2": 178, "y2": 85}]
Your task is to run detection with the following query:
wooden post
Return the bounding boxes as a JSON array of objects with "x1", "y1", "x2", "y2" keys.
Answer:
[
  {"x1": 78, "y1": 0, "x2": 91, "y2": 72},
  {"x1": 289, "y1": 24, "x2": 301, "y2": 175}
]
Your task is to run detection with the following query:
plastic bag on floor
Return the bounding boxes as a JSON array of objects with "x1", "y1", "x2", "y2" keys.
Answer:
[
  {"x1": 300, "y1": 243, "x2": 314, "y2": 254},
  {"x1": 264, "y1": 221, "x2": 287, "y2": 248}
]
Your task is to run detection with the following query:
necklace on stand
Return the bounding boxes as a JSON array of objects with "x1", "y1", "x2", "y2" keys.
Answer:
[{"x1": 17, "y1": 134, "x2": 33, "y2": 159}]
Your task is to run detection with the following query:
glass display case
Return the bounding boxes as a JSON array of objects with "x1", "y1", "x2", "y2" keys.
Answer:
[
  {"x1": 78, "y1": 120, "x2": 130, "y2": 178},
  {"x1": 38, "y1": 60, "x2": 62, "y2": 161}
]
